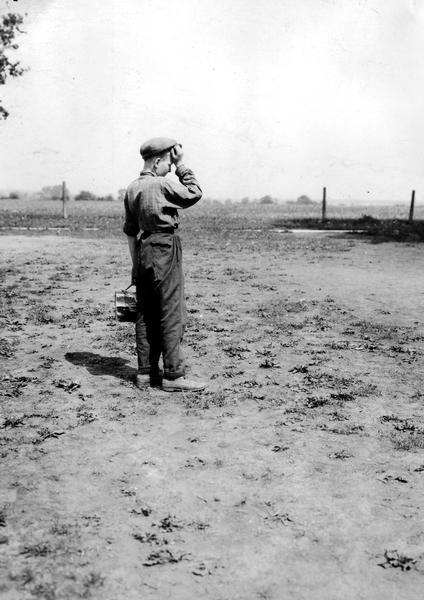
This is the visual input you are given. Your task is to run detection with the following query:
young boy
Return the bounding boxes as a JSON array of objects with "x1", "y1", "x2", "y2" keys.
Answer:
[{"x1": 123, "y1": 137, "x2": 206, "y2": 392}]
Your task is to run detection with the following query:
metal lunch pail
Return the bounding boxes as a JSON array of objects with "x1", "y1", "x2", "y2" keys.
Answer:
[{"x1": 114, "y1": 285, "x2": 137, "y2": 322}]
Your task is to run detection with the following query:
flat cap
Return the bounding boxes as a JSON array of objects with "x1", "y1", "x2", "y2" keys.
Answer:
[{"x1": 140, "y1": 137, "x2": 177, "y2": 160}]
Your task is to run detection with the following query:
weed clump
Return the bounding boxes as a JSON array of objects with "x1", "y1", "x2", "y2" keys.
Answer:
[{"x1": 390, "y1": 432, "x2": 424, "y2": 451}]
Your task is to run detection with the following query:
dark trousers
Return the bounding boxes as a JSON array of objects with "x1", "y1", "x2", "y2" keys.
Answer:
[{"x1": 135, "y1": 232, "x2": 186, "y2": 380}]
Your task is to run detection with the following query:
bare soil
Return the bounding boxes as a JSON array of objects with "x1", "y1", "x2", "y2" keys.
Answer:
[{"x1": 1, "y1": 227, "x2": 424, "y2": 600}]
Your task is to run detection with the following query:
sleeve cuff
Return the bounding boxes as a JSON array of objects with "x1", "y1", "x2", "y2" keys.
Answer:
[{"x1": 175, "y1": 164, "x2": 187, "y2": 176}]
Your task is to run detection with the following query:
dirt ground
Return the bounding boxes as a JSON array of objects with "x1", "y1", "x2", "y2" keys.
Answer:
[{"x1": 1, "y1": 227, "x2": 424, "y2": 600}]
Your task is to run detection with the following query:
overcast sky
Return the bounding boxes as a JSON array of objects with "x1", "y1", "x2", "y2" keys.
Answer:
[{"x1": 0, "y1": 0, "x2": 423, "y2": 202}]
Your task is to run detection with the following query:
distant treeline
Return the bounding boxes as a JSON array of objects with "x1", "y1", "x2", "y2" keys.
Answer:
[
  {"x1": 73, "y1": 191, "x2": 115, "y2": 202},
  {"x1": 0, "y1": 186, "x2": 121, "y2": 202}
]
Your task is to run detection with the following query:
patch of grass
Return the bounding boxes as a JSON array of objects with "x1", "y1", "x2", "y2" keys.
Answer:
[
  {"x1": 380, "y1": 416, "x2": 424, "y2": 448},
  {"x1": 142, "y1": 548, "x2": 189, "y2": 566},
  {"x1": 133, "y1": 532, "x2": 167, "y2": 545},
  {"x1": 1, "y1": 375, "x2": 39, "y2": 398},
  {"x1": 32, "y1": 428, "x2": 65, "y2": 445},
  {"x1": 378, "y1": 549, "x2": 418, "y2": 571},
  {"x1": 29, "y1": 582, "x2": 57, "y2": 600},
  {"x1": 82, "y1": 571, "x2": 104, "y2": 593},
  {"x1": 222, "y1": 344, "x2": 250, "y2": 358},
  {"x1": 222, "y1": 267, "x2": 253, "y2": 281},
  {"x1": 20, "y1": 541, "x2": 53, "y2": 557},
  {"x1": 258, "y1": 298, "x2": 308, "y2": 318},
  {"x1": 328, "y1": 410, "x2": 349, "y2": 421},
  {"x1": 0, "y1": 337, "x2": 18, "y2": 358},
  {"x1": 352, "y1": 319, "x2": 414, "y2": 344},
  {"x1": 304, "y1": 371, "x2": 356, "y2": 392},
  {"x1": 185, "y1": 457, "x2": 207, "y2": 468},
  {"x1": 328, "y1": 449, "x2": 353, "y2": 460},
  {"x1": 305, "y1": 395, "x2": 329, "y2": 408},
  {"x1": 183, "y1": 394, "x2": 211, "y2": 410},
  {"x1": 320, "y1": 423, "x2": 364, "y2": 435},
  {"x1": 259, "y1": 358, "x2": 279, "y2": 369},
  {"x1": 330, "y1": 391, "x2": 355, "y2": 403},
  {"x1": 390, "y1": 431, "x2": 424, "y2": 451},
  {"x1": 392, "y1": 420, "x2": 424, "y2": 433},
  {"x1": 1, "y1": 415, "x2": 25, "y2": 428},
  {"x1": 219, "y1": 369, "x2": 244, "y2": 379},
  {"x1": 207, "y1": 391, "x2": 230, "y2": 407},
  {"x1": 354, "y1": 382, "x2": 380, "y2": 397},
  {"x1": 26, "y1": 303, "x2": 59, "y2": 325},
  {"x1": 76, "y1": 408, "x2": 97, "y2": 425},
  {"x1": 301, "y1": 369, "x2": 379, "y2": 399},
  {"x1": 380, "y1": 414, "x2": 404, "y2": 424},
  {"x1": 49, "y1": 522, "x2": 73, "y2": 536},
  {"x1": 154, "y1": 515, "x2": 184, "y2": 532},
  {"x1": 183, "y1": 390, "x2": 233, "y2": 410}
]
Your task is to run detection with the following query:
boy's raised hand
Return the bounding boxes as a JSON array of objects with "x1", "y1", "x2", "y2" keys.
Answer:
[{"x1": 171, "y1": 144, "x2": 184, "y2": 167}]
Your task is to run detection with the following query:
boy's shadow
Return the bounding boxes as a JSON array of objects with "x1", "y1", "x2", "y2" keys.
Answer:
[{"x1": 65, "y1": 352, "x2": 137, "y2": 382}]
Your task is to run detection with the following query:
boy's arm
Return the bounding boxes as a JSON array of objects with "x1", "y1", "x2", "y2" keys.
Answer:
[
  {"x1": 127, "y1": 235, "x2": 137, "y2": 284},
  {"x1": 123, "y1": 190, "x2": 139, "y2": 284},
  {"x1": 123, "y1": 190, "x2": 140, "y2": 237},
  {"x1": 162, "y1": 144, "x2": 202, "y2": 209},
  {"x1": 127, "y1": 235, "x2": 137, "y2": 265},
  {"x1": 162, "y1": 165, "x2": 202, "y2": 208}
]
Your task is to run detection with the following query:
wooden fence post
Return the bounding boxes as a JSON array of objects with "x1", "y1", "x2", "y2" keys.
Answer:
[
  {"x1": 408, "y1": 190, "x2": 415, "y2": 222},
  {"x1": 62, "y1": 181, "x2": 67, "y2": 219},
  {"x1": 322, "y1": 187, "x2": 327, "y2": 222}
]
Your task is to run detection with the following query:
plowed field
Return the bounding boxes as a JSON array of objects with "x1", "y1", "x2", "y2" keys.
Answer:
[{"x1": 1, "y1": 211, "x2": 424, "y2": 599}]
